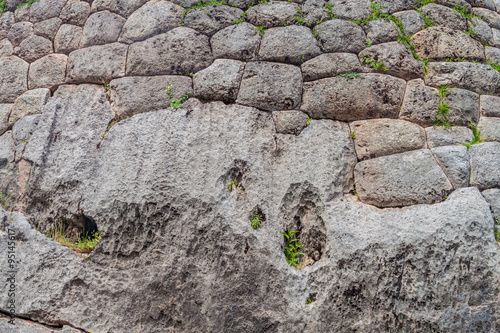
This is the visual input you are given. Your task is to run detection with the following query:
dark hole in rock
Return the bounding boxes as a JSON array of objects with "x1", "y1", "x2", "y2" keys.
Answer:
[
  {"x1": 306, "y1": 292, "x2": 317, "y2": 304},
  {"x1": 221, "y1": 159, "x2": 249, "y2": 192},
  {"x1": 249, "y1": 205, "x2": 266, "y2": 229}
]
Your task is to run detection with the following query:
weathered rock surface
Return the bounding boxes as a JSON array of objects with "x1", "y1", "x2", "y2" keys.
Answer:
[
  {"x1": 8, "y1": 21, "x2": 34, "y2": 45},
  {"x1": 426, "y1": 126, "x2": 473, "y2": 148},
  {"x1": 474, "y1": 7, "x2": 500, "y2": 30},
  {"x1": 302, "y1": 74, "x2": 406, "y2": 121},
  {"x1": 393, "y1": 10, "x2": 426, "y2": 36},
  {"x1": 379, "y1": 0, "x2": 420, "y2": 13},
  {"x1": 33, "y1": 17, "x2": 62, "y2": 41},
  {"x1": 481, "y1": 94, "x2": 500, "y2": 117},
  {"x1": 193, "y1": 59, "x2": 244, "y2": 103},
  {"x1": 0, "y1": 56, "x2": 29, "y2": 103},
  {"x1": 315, "y1": 19, "x2": 366, "y2": 53},
  {"x1": 259, "y1": 25, "x2": 321, "y2": 65},
  {"x1": 184, "y1": 5, "x2": 243, "y2": 36},
  {"x1": 486, "y1": 46, "x2": 500, "y2": 63},
  {"x1": 326, "y1": 0, "x2": 371, "y2": 20},
  {"x1": 412, "y1": 26, "x2": 485, "y2": 61},
  {"x1": 80, "y1": 11, "x2": 126, "y2": 47},
  {"x1": 478, "y1": 117, "x2": 500, "y2": 142},
  {"x1": 14, "y1": 35, "x2": 53, "y2": 62},
  {"x1": 28, "y1": 54, "x2": 68, "y2": 90},
  {"x1": 246, "y1": 2, "x2": 300, "y2": 27},
  {"x1": 0, "y1": 39, "x2": 13, "y2": 57},
  {"x1": 12, "y1": 114, "x2": 41, "y2": 145},
  {"x1": 91, "y1": 0, "x2": 149, "y2": 17},
  {"x1": 365, "y1": 19, "x2": 398, "y2": 45},
  {"x1": 210, "y1": 22, "x2": 261, "y2": 61},
  {"x1": 355, "y1": 149, "x2": 454, "y2": 207},
  {"x1": 110, "y1": 75, "x2": 192, "y2": 118},
  {"x1": 236, "y1": 61, "x2": 302, "y2": 111},
  {"x1": 482, "y1": 188, "x2": 500, "y2": 220},
  {"x1": 431, "y1": 145, "x2": 470, "y2": 189},
  {"x1": 0, "y1": 104, "x2": 12, "y2": 136},
  {"x1": 272, "y1": 110, "x2": 309, "y2": 135},
  {"x1": 59, "y1": 0, "x2": 91, "y2": 26},
  {"x1": 301, "y1": 53, "x2": 363, "y2": 81},
  {"x1": 351, "y1": 119, "x2": 426, "y2": 160},
  {"x1": 54, "y1": 24, "x2": 83, "y2": 54},
  {"x1": 29, "y1": 0, "x2": 67, "y2": 23},
  {"x1": 420, "y1": 3, "x2": 466, "y2": 31},
  {"x1": 470, "y1": 142, "x2": 500, "y2": 190},
  {"x1": 127, "y1": 27, "x2": 213, "y2": 76},
  {"x1": 8, "y1": 88, "x2": 50, "y2": 127}
]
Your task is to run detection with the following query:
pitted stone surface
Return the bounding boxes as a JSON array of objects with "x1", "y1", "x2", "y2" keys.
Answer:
[
  {"x1": 474, "y1": 8, "x2": 500, "y2": 30},
  {"x1": 355, "y1": 149, "x2": 454, "y2": 207},
  {"x1": 91, "y1": 0, "x2": 150, "y2": 17},
  {"x1": 81, "y1": 11, "x2": 126, "y2": 47},
  {"x1": 470, "y1": 142, "x2": 500, "y2": 190},
  {"x1": 54, "y1": 24, "x2": 83, "y2": 54},
  {"x1": 0, "y1": 105, "x2": 12, "y2": 136},
  {"x1": 486, "y1": 46, "x2": 500, "y2": 63},
  {"x1": 34, "y1": 18, "x2": 62, "y2": 41},
  {"x1": 259, "y1": 25, "x2": 321, "y2": 65},
  {"x1": 482, "y1": 188, "x2": 500, "y2": 220},
  {"x1": 118, "y1": 0, "x2": 183, "y2": 43},
  {"x1": 8, "y1": 88, "x2": 50, "y2": 127},
  {"x1": 28, "y1": 54, "x2": 68, "y2": 90},
  {"x1": 426, "y1": 126, "x2": 473, "y2": 148},
  {"x1": 211, "y1": 22, "x2": 261, "y2": 61},
  {"x1": 0, "y1": 56, "x2": 29, "y2": 103},
  {"x1": 316, "y1": 19, "x2": 366, "y2": 53},
  {"x1": 302, "y1": 74, "x2": 406, "y2": 121},
  {"x1": 472, "y1": 18, "x2": 495, "y2": 46},
  {"x1": 14, "y1": 35, "x2": 53, "y2": 62},
  {"x1": 29, "y1": 0, "x2": 68, "y2": 23},
  {"x1": 110, "y1": 75, "x2": 192, "y2": 118},
  {"x1": 431, "y1": 145, "x2": 470, "y2": 189},
  {"x1": 193, "y1": 59, "x2": 245, "y2": 103},
  {"x1": 12, "y1": 114, "x2": 41, "y2": 145},
  {"x1": 393, "y1": 10, "x2": 426, "y2": 36},
  {"x1": 273, "y1": 110, "x2": 309, "y2": 135},
  {"x1": 302, "y1": 0, "x2": 327, "y2": 25},
  {"x1": 67, "y1": 43, "x2": 128, "y2": 83},
  {"x1": 481, "y1": 95, "x2": 500, "y2": 117},
  {"x1": 351, "y1": 119, "x2": 426, "y2": 161},
  {"x1": 412, "y1": 26, "x2": 485, "y2": 61},
  {"x1": 326, "y1": 0, "x2": 371, "y2": 20},
  {"x1": 420, "y1": 4, "x2": 466, "y2": 31},
  {"x1": 60, "y1": 0, "x2": 91, "y2": 26},
  {"x1": 302, "y1": 53, "x2": 363, "y2": 81},
  {"x1": 365, "y1": 19, "x2": 398, "y2": 45},
  {"x1": 8, "y1": 21, "x2": 34, "y2": 45},
  {"x1": 236, "y1": 61, "x2": 302, "y2": 111},
  {"x1": 379, "y1": 0, "x2": 420, "y2": 13},
  {"x1": 184, "y1": 5, "x2": 243, "y2": 36},
  {"x1": 478, "y1": 117, "x2": 500, "y2": 142},
  {"x1": 246, "y1": 2, "x2": 300, "y2": 28},
  {"x1": 127, "y1": 27, "x2": 213, "y2": 76},
  {"x1": 0, "y1": 39, "x2": 14, "y2": 57}
]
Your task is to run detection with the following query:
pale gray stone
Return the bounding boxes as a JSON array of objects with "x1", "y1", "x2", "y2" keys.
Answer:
[
  {"x1": 350, "y1": 119, "x2": 426, "y2": 160},
  {"x1": 60, "y1": 0, "x2": 91, "y2": 26},
  {"x1": 0, "y1": 12, "x2": 14, "y2": 37},
  {"x1": 425, "y1": 126, "x2": 473, "y2": 148},
  {"x1": 482, "y1": 188, "x2": 500, "y2": 220},
  {"x1": 326, "y1": 0, "x2": 371, "y2": 20},
  {"x1": 478, "y1": 116, "x2": 500, "y2": 142},
  {"x1": 378, "y1": 0, "x2": 420, "y2": 13},
  {"x1": 28, "y1": 54, "x2": 68, "y2": 90},
  {"x1": 302, "y1": 74, "x2": 406, "y2": 121},
  {"x1": 470, "y1": 142, "x2": 500, "y2": 189},
  {"x1": 14, "y1": 4, "x2": 30, "y2": 22},
  {"x1": 470, "y1": 0, "x2": 497, "y2": 11},
  {"x1": 0, "y1": 56, "x2": 29, "y2": 103},
  {"x1": 493, "y1": 27, "x2": 500, "y2": 46},
  {"x1": 0, "y1": 104, "x2": 12, "y2": 135},
  {"x1": 8, "y1": 21, "x2": 34, "y2": 45},
  {"x1": 12, "y1": 114, "x2": 40, "y2": 145},
  {"x1": 80, "y1": 11, "x2": 126, "y2": 47},
  {"x1": 272, "y1": 110, "x2": 309, "y2": 135},
  {"x1": 29, "y1": 0, "x2": 68, "y2": 23},
  {"x1": 236, "y1": 61, "x2": 302, "y2": 111},
  {"x1": 259, "y1": 25, "x2": 321, "y2": 65},
  {"x1": 246, "y1": 2, "x2": 300, "y2": 28},
  {"x1": 127, "y1": 27, "x2": 213, "y2": 76},
  {"x1": 67, "y1": 43, "x2": 127, "y2": 83},
  {"x1": 184, "y1": 5, "x2": 243, "y2": 36},
  {"x1": 0, "y1": 315, "x2": 81, "y2": 332},
  {"x1": 365, "y1": 19, "x2": 398, "y2": 45},
  {"x1": 91, "y1": 0, "x2": 149, "y2": 17},
  {"x1": 412, "y1": 26, "x2": 485, "y2": 61},
  {"x1": 420, "y1": 3, "x2": 466, "y2": 31},
  {"x1": 0, "y1": 130, "x2": 14, "y2": 170},
  {"x1": 14, "y1": 35, "x2": 53, "y2": 62},
  {"x1": 210, "y1": 22, "x2": 261, "y2": 61},
  {"x1": 54, "y1": 24, "x2": 83, "y2": 54},
  {"x1": 474, "y1": 7, "x2": 500, "y2": 30},
  {"x1": 480, "y1": 94, "x2": 500, "y2": 117},
  {"x1": 316, "y1": 19, "x2": 366, "y2": 53},
  {"x1": 8, "y1": 88, "x2": 50, "y2": 127},
  {"x1": 431, "y1": 145, "x2": 470, "y2": 188},
  {"x1": 355, "y1": 149, "x2": 453, "y2": 207},
  {"x1": 485, "y1": 46, "x2": 500, "y2": 63},
  {"x1": 118, "y1": 0, "x2": 183, "y2": 43},
  {"x1": 301, "y1": 53, "x2": 363, "y2": 81},
  {"x1": 33, "y1": 17, "x2": 62, "y2": 40},
  {"x1": 472, "y1": 17, "x2": 495, "y2": 46},
  {"x1": 302, "y1": 0, "x2": 327, "y2": 25},
  {"x1": 193, "y1": 59, "x2": 244, "y2": 103},
  {"x1": 0, "y1": 39, "x2": 13, "y2": 57},
  {"x1": 393, "y1": 10, "x2": 426, "y2": 36}
]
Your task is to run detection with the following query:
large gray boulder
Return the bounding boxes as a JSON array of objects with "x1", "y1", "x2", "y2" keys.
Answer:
[
  {"x1": 8, "y1": 21, "x2": 34, "y2": 45},
  {"x1": 14, "y1": 35, "x2": 53, "y2": 63},
  {"x1": 478, "y1": 117, "x2": 500, "y2": 142},
  {"x1": 80, "y1": 11, "x2": 126, "y2": 47},
  {"x1": 420, "y1": 3, "x2": 466, "y2": 31},
  {"x1": 482, "y1": 188, "x2": 500, "y2": 220},
  {"x1": 473, "y1": 7, "x2": 500, "y2": 30},
  {"x1": 272, "y1": 110, "x2": 309, "y2": 135},
  {"x1": 127, "y1": 27, "x2": 213, "y2": 76},
  {"x1": 210, "y1": 22, "x2": 261, "y2": 61},
  {"x1": 469, "y1": 142, "x2": 500, "y2": 190},
  {"x1": 8, "y1": 88, "x2": 50, "y2": 127},
  {"x1": 0, "y1": 56, "x2": 29, "y2": 103},
  {"x1": 259, "y1": 25, "x2": 321, "y2": 65},
  {"x1": 193, "y1": 59, "x2": 245, "y2": 103},
  {"x1": 392, "y1": 10, "x2": 426, "y2": 36},
  {"x1": 54, "y1": 24, "x2": 83, "y2": 54},
  {"x1": 301, "y1": 53, "x2": 363, "y2": 81},
  {"x1": 29, "y1": 0, "x2": 67, "y2": 23},
  {"x1": 431, "y1": 145, "x2": 470, "y2": 189},
  {"x1": 28, "y1": 54, "x2": 68, "y2": 90},
  {"x1": 90, "y1": 0, "x2": 150, "y2": 17},
  {"x1": 301, "y1": 74, "x2": 406, "y2": 121},
  {"x1": 59, "y1": 0, "x2": 91, "y2": 26},
  {"x1": 364, "y1": 19, "x2": 398, "y2": 45},
  {"x1": 0, "y1": 104, "x2": 12, "y2": 136},
  {"x1": 0, "y1": 39, "x2": 13, "y2": 57},
  {"x1": 33, "y1": 17, "x2": 62, "y2": 41},
  {"x1": 326, "y1": 0, "x2": 371, "y2": 20},
  {"x1": 425, "y1": 126, "x2": 473, "y2": 148},
  {"x1": 480, "y1": 94, "x2": 500, "y2": 117},
  {"x1": 236, "y1": 61, "x2": 302, "y2": 111},
  {"x1": 315, "y1": 19, "x2": 366, "y2": 53},
  {"x1": 354, "y1": 149, "x2": 454, "y2": 207},
  {"x1": 246, "y1": 2, "x2": 300, "y2": 27},
  {"x1": 184, "y1": 5, "x2": 243, "y2": 36}
]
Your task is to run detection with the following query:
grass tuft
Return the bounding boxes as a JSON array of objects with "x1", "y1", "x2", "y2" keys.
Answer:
[
  {"x1": 282, "y1": 228, "x2": 304, "y2": 267},
  {"x1": 166, "y1": 85, "x2": 191, "y2": 109}
]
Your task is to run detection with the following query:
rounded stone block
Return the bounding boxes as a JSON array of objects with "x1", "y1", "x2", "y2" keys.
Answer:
[
  {"x1": 272, "y1": 110, "x2": 309, "y2": 135},
  {"x1": 193, "y1": 59, "x2": 245, "y2": 103},
  {"x1": 210, "y1": 22, "x2": 261, "y2": 61},
  {"x1": 246, "y1": 2, "x2": 300, "y2": 27},
  {"x1": 184, "y1": 5, "x2": 243, "y2": 36},
  {"x1": 28, "y1": 54, "x2": 68, "y2": 90},
  {"x1": 470, "y1": 142, "x2": 500, "y2": 190},
  {"x1": 80, "y1": 10, "x2": 126, "y2": 47},
  {"x1": 315, "y1": 19, "x2": 366, "y2": 53},
  {"x1": 0, "y1": 56, "x2": 29, "y2": 103},
  {"x1": 301, "y1": 53, "x2": 363, "y2": 82}
]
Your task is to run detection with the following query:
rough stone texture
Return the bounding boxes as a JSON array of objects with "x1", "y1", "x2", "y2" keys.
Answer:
[
  {"x1": 29, "y1": 0, "x2": 68, "y2": 23},
  {"x1": 272, "y1": 110, "x2": 309, "y2": 135},
  {"x1": 379, "y1": 0, "x2": 420, "y2": 13},
  {"x1": 12, "y1": 114, "x2": 41, "y2": 145},
  {"x1": 0, "y1": 315, "x2": 81, "y2": 332},
  {"x1": 365, "y1": 19, "x2": 398, "y2": 45},
  {"x1": 326, "y1": 0, "x2": 371, "y2": 20},
  {"x1": 8, "y1": 21, "x2": 34, "y2": 45},
  {"x1": 127, "y1": 27, "x2": 213, "y2": 76},
  {"x1": 210, "y1": 23, "x2": 260, "y2": 61},
  {"x1": 470, "y1": 0, "x2": 497, "y2": 11},
  {"x1": 259, "y1": 25, "x2": 321, "y2": 65},
  {"x1": 28, "y1": 54, "x2": 68, "y2": 90},
  {"x1": 481, "y1": 94, "x2": 500, "y2": 117},
  {"x1": 59, "y1": 0, "x2": 91, "y2": 26},
  {"x1": 14, "y1": 4, "x2": 30, "y2": 22},
  {"x1": 236, "y1": 61, "x2": 302, "y2": 111},
  {"x1": 412, "y1": 26, "x2": 485, "y2": 61},
  {"x1": 14, "y1": 35, "x2": 53, "y2": 62},
  {"x1": 67, "y1": 43, "x2": 128, "y2": 83},
  {"x1": 0, "y1": 39, "x2": 14, "y2": 57},
  {"x1": 351, "y1": 119, "x2": 426, "y2": 160},
  {"x1": 80, "y1": 11, "x2": 126, "y2": 47},
  {"x1": 482, "y1": 188, "x2": 500, "y2": 220},
  {"x1": 486, "y1": 46, "x2": 500, "y2": 63},
  {"x1": 301, "y1": 53, "x2": 363, "y2": 81},
  {"x1": 54, "y1": 24, "x2": 83, "y2": 54},
  {"x1": 184, "y1": 5, "x2": 243, "y2": 36},
  {"x1": 420, "y1": 4, "x2": 467, "y2": 31},
  {"x1": 472, "y1": 18, "x2": 495, "y2": 46},
  {"x1": 426, "y1": 126, "x2": 473, "y2": 148},
  {"x1": 109, "y1": 75, "x2": 192, "y2": 118},
  {"x1": 8, "y1": 88, "x2": 50, "y2": 127},
  {"x1": 0, "y1": 12, "x2": 14, "y2": 39},
  {"x1": 246, "y1": 2, "x2": 300, "y2": 28},
  {"x1": 359, "y1": 42, "x2": 423, "y2": 80},
  {"x1": 355, "y1": 149, "x2": 454, "y2": 207},
  {"x1": 302, "y1": 0, "x2": 327, "y2": 25},
  {"x1": 0, "y1": 56, "x2": 29, "y2": 103},
  {"x1": 493, "y1": 27, "x2": 500, "y2": 46},
  {"x1": 0, "y1": 104, "x2": 12, "y2": 136},
  {"x1": 91, "y1": 0, "x2": 149, "y2": 17},
  {"x1": 470, "y1": 142, "x2": 500, "y2": 190},
  {"x1": 431, "y1": 145, "x2": 470, "y2": 189},
  {"x1": 478, "y1": 117, "x2": 500, "y2": 142},
  {"x1": 393, "y1": 10, "x2": 426, "y2": 36},
  {"x1": 316, "y1": 20, "x2": 366, "y2": 53},
  {"x1": 118, "y1": 0, "x2": 183, "y2": 43},
  {"x1": 33, "y1": 17, "x2": 62, "y2": 41},
  {"x1": 474, "y1": 7, "x2": 500, "y2": 30},
  {"x1": 302, "y1": 74, "x2": 406, "y2": 121},
  {"x1": 193, "y1": 59, "x2": 244, "y2": 103},
  {"x1": 425, "y1": 62, "x2": 500, "y2": 95}
]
